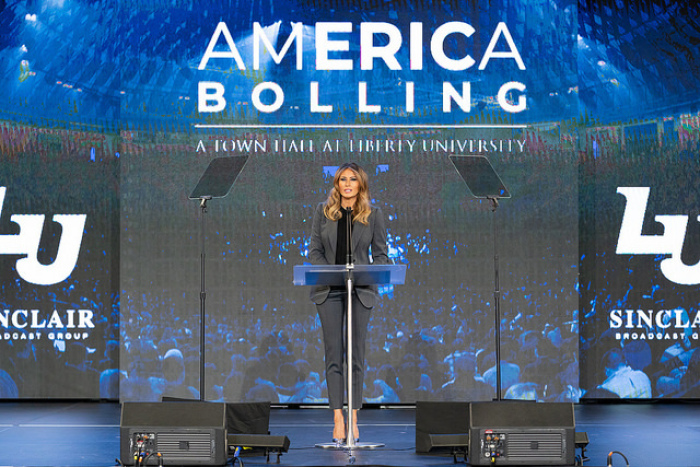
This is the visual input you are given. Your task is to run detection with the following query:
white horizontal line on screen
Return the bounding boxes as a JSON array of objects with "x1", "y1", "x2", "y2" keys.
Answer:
[{"x1": 194, "y1": 124, "x2": 527, "y2": 129}]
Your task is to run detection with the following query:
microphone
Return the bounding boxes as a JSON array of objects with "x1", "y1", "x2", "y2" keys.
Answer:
[{"x1": 345, "y1": 207, "x2": 353, "y2": 266}]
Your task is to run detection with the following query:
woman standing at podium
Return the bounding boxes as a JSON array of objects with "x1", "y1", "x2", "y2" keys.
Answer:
[{"x1": 308, "y1": 162, "x2": 390, "y2": 443}]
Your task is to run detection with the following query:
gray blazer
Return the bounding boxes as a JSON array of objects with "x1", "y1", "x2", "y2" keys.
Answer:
[{"x1": 308, "y1": 202, "x2": 390, "y2": 308}]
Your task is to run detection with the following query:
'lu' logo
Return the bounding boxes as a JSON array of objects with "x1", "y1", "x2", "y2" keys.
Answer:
[
  {"x1": 0, "y1": 186, "x2": 86, "y2": 285},
  {"x1": 616, "y1": 187, "x2": 700, "y2": 285}
]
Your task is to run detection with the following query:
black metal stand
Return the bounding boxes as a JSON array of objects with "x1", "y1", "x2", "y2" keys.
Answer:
[
  {"x1": 488, "y1": 196, "x2": 502, "y2": 400},
  {"x1": 198, "y1": 197, "x2": 210, "y2": 400},
  {"x1": 449, "y1": 155, "x2": 510, "y2": 400},
  {"x1": 189, "y1": 156, "x2": 248, "y2": 400}
]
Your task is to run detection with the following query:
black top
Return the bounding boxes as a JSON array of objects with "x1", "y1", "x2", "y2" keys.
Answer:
[{"x1": 335, "y1": 207, "x2": 353, "y2": 265}]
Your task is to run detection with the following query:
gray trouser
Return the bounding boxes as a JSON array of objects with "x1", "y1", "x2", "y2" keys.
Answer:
[{"x1": 316, "y1": 289, "x2": 371, "y2": 409}]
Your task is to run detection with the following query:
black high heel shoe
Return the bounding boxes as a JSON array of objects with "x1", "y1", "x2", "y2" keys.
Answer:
[{"x1": 332, "y1": 438, "x2": 346, "y2": 446}]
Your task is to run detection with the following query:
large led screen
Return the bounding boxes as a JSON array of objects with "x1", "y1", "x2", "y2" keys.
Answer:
[
  {"x1": 2, "y1": 0, "x2": 699, "y2": 402},
  {"x1": 0, "y1": 125, "x2": 119, "y2": 399}
]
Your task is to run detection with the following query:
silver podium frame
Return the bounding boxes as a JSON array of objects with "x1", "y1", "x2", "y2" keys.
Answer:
[{"x1": 293, "y1": 263, "x2": 406, "y2": 453}]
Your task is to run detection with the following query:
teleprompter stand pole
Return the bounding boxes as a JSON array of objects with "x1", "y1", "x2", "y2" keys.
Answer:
[
  {"x1": 488, "y1": 196, "x2": 502, "y2": 400},
  {"x1": 449, "y1": 155, "x2": 510, "y2": 400},
  {"x1": 199, "y1": 195, "x2": 211, "y2": 401},
  {"x1": 189, "y1": 156, "x2": 248, "y2": 400}
]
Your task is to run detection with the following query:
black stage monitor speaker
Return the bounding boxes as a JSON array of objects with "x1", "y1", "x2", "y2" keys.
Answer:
[
  {"x1": 227, "y1": 434, "x2": 291, "y2": 463},
  {"x1": 468, "y1": 401, "x2": 575, "y2": 466},
  {"x1": 226, "y1": 402, "x2": 270, "y2": 436},
  {"x1": 225, "y1": 402, "x2": 283, "y2": 459},
  {"x1": 415, "y1": 401, "x2": 470, "y2": 455},
  {"x1": 120, "y1": 401, "x2": 227, "y2": 466}
]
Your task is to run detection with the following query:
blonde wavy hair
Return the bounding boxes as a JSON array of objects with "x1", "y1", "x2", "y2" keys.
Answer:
[{"x1": 323, "y1": 162, "x2": 372, "y2": 225}]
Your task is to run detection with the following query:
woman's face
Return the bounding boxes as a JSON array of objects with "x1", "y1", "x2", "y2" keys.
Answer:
[{"x1": 337, "y1": 168, "x2": 360, "y2": 207}]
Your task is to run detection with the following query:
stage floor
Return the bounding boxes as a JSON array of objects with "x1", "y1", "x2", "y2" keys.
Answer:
[{"x1": 0, "y1": 401, "x2": 699, "y2": 467}]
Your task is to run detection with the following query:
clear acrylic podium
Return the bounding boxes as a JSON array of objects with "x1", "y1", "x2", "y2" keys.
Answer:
[
  {"x1": 293, "y1": 264, "x2": 406, "y2": 288},
  {"x1": 293, "y1": 263, "x2": 406, "y2": 452}
]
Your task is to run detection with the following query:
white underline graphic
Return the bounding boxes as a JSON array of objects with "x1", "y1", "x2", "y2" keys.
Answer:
[{"x1": 194, "y1": 124, "x2": 528, "y2": 129}]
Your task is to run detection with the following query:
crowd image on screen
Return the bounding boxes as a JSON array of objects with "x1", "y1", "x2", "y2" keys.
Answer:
[
  {"x1": 117, "y1": 154, "x2": 580, "y2": 404},
  {"x1": 118, "y1": 275, "x2": 580, "y2": 404}
]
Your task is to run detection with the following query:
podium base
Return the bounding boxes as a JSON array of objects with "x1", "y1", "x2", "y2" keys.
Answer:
[
  {"x1": 314, "y1": 441, "x2": 384, "y2": 465},
  {"x1": 315, "y1": 441, "x2": 385, "y2": 449}
]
